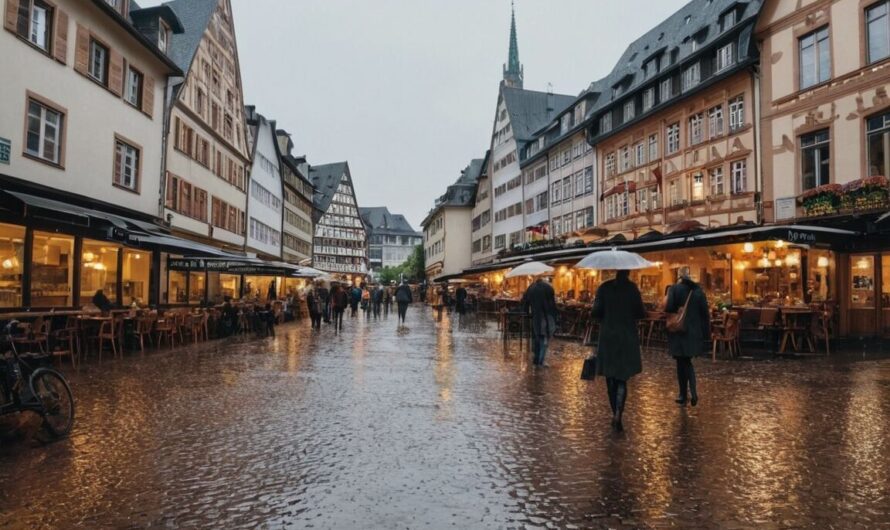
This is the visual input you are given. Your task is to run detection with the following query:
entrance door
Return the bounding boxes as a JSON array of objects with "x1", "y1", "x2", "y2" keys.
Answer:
[{"x1": 849, "y1": 254, "x2": 878, "y2": 337}]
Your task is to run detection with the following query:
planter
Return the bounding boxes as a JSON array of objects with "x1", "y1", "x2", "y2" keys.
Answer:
[{"x1": 800, "y1": 184, "x2": 842, "y2": 217}]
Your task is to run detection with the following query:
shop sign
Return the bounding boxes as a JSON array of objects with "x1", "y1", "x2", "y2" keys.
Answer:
[
  {"x1": 775, "y1": 197, "x2": 796, "y2": 221},
  {"x1": 0, "y1": 137, "x2": 10, "y2": 165},
  {"x1": 167, "y1": 257, "x2": 287, "y2": 276},
  {"x1": 785, "y1": 229, "x2": 818, "y2": 245},
  {"x1": 107, "y1": 226, "x2": 139, "y2": 245}
]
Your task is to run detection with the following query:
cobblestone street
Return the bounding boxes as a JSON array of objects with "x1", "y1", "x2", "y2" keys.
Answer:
[{"x1": 2, "y1": 307, "x2": 890, "y2": 529}]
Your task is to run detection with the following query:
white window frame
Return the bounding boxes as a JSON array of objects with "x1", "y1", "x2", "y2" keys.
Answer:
[
  {"x1": 623, "y1": 100, "x2": 635, "y2": 122},
  {"x1": 114, "y1": 139, "x2": 139, "y2": 191},
  {"x1": 89, "y1": 39, "x2": 108, "y2": 85},
  {"x1": 709, "y1": 166, "x2": 725, "y2": 196},
  {"x1": 642, "y1": 88, "x2": 655, "y2": 112},
  {"x1": 708, "y1": 105, "x2": 724, "y2": 139},
  {"x1": 729, "y1": 95, "x2": 745, "y2": 131},
  {"x1": 867, "y1": 1, "x2": 890, "y2": 64},
  {"x1": 682, "y1": 62, "x2": 700, "y2": 92},
  {"x1": 689, "y1": 113, "x2": 704, "y2": 146},
  {"x1": 29, "y1": 1, "x2": 51, "y2": 51},
  {"x1": 667, "y1": 123, "x2": 680, "y2": 154},
  {"x1": 660, "y1": 78, "x2": 672, "y2": 103},
  {"x1": 600, "y1": 113, "x2": 612, "y2": 134},
  {"x1": 648, "y1": 134, "x2": 659, "y2": 161},
  {"x1": 799, "y1": 26, "x2": 831, "y2": 89},
  {"x1": 731, "y1": 159, "x2": 748, "y2": 194},
  {"x1": 125, "y1": 66, "x2": 142, "y2": 108},
  {"x1": 716, "y1": 43, "x2": 734, "y2": 72},
  {"x1": 25, "y1": 99, "x2": 63, "y2": 164}
]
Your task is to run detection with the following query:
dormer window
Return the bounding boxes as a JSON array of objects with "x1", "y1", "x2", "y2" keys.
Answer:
[
  {"x1": 623, "y1": 100, "x2": 635, "y2": 122},
  {"x1": 643, "y1": 59, "x2": 657, "y2": 79},
  {"x1": 158, "y1": 20, "x2": 170, "y2": 53},
  {"x1": 720, "y1": 9, "x2": 737, "y2": 32},
  {"x1": 600, "y1": 113, "x2": 613, "y2": 134}
]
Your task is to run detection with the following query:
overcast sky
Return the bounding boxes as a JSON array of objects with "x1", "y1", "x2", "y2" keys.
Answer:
[{"x1": 143, "y1": 0, "x2": 689, "y2": 229}]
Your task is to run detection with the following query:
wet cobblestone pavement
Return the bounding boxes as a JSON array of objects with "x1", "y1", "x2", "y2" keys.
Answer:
[{"x1": 2, "y1": 307, "x2": 890, "y2": 529}]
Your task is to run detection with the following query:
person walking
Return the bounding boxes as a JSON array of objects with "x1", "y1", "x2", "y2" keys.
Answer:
[
  {"x1": 372, "y1": 284, "x2": 383, "y2": 318},
  {"x1": 317, "y1": 283, "x2": 331, "y2": 324},
  {"x1": 455, "y1": 285, "x2": 468, "y2": 317},
  {"x1": 395, "y1": 280, "x2": 412, "y2": 325},
  {"x1": 591, "y1": 270, "x2": 647, "y2": 432},
  {"x1": 331, "y1": 284, "x2": 349, "y2": 331},
  {"x1": 665, "y1": 267, "x2": 710, "y2": 407},
  {"x1": 383, "y1": 284, "x2": 393, "y2": 316},
  {"x1": 361, "y1": 285, "x2": 371, "y2": 318},
  {"x1": 350, "y1": 284, "x2": 362, "y2": 317},
  {"x1": 306, "y1": 287, "x2": 322, "y2": 330},
  {"x1": 521, "y1": 277, "x2": 559, "y2": 367}
]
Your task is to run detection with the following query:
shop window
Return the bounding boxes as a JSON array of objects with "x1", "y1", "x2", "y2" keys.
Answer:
[
  {"x1": 208, "y1": 272, "x2": 240, "y2": 304},
  {"x1": 81, "y1": 240, "x2": 119, "y2": 305},
  {"x1": 0, "y1": 223, "x2": 26, "y2": 308},
  {"x1": 808, "y1": 250, "x2": 834, "y2": 302},
  {"x1": 31, "y1": 231, "x2": 74, "y2": 307},
  {"x1": 851, "y1": 255, "x2": 876, "y2": 309},
  {"x1": 189, "y1": 272, "x2": 205, "y2": 304},
  {"x1": 168, "y1": 270, "x2": 188, "y2": 304},
  {"x1": 123, "y1": 249, "x2": 150, "y2": 306},
  {"x1": 867, "y1": 111, "x2": 890, "y2": 177}
]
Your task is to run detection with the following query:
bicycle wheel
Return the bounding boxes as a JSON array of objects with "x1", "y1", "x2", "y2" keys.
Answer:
[{"x1": 29, "y1": 369, "x2": 75, "y2": 437}]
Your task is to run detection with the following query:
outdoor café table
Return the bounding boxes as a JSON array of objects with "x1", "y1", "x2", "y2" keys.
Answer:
[
  {"x1": 642, "y1": 311, "x2": 666, "y2": 349},
  {"x1": 778, "y1": 308, "x2": 816, "y2": 354}
]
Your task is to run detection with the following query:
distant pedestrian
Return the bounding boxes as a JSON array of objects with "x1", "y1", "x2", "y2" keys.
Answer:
[
  {"x1": 306, "y1": 288, "x2": 322, "y2": 330},
  {"x1": 395, "y1": 280, "x2": 412, "y2": 325},
  {"x1": 665, "y1": 267, "x2": 710, "y2": 407},
  {"x1": 372, "y1": 285, "x2": 383, "y2": 318},
  {"x1": 317, "y1": 283, "x2": 331, "y2": 324},
  {"x1": 419, "y1": 282, "x2": 428, "y2": 303},
  {"x1": 361, "y1": 285, "x2": 371, "y2": 318},
  {"x1": 383, "y1": 284, "x2": 393, "y2": 316},
  {"x1": 521, "y1": 278, "x2": 558, "y2": 367},
  {"x1": 591, "y1": 270, "x2": 646, "y2": 432},
  {"x1": 455, "y1": 285, "x2": 468, "y2": 316},
  {"x1": 350, "y1": 284, "x2": 362, "y2": 317},
  {"x1": 331, "y1": 284, "x2": 349, "y2": 331}
]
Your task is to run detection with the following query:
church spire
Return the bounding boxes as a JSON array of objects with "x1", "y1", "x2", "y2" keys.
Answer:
[{"x1": 502, "y1": 1, "x2": 524, "y2": 89}]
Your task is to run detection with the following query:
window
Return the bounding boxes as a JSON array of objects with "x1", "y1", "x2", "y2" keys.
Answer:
[
  {"x1": 868, "y1": 1, "x2": 890, "y2": 64},
  {"x1": 27, "y1": 0, "x2": 52, "y2": 51},
  {"x1": 720, "y1": 9, "x2": 736, "y2": 32},
  {"x1": 549, "y1": 157, "x2": 559, "y2": 172},
  {"x1": 584, "y1": 167, "x2": 594, "y2": 194},
  {"x1": 800, "y1": 27, "x2": 831, "y2": 89},
  {"x1": 669, "y1": 179, "x2": 680, "y2": 206},
  {"x1": 867, "y1": 111, "x2": 890, "y2": 177},
  {"x1": 563, "y1": 214, "x2": 574, "y2": 234},
  {"x1": 494, "y1": 235, "x2": 506, "y2": 249},
  {"x1": 575, "y1": 210, "x2": 587, "y2": 229},
  {"x1": 729, "y1": 95, "x2": 744, "y2": 131},
  {"x1": 551, "y1": 181, "x2": 561, "y2": 204},
  {"x1": 682, "y1": 62, "x2": 700, "y2": 91},
  {"x1": 600, "y1": 113, "x2": 612, "y2": 134},
  {"x1": 660, "y1": 78, "x2": 673, "y2": 103},
  {"x1": 525, "y1": 198, "x2": 534, "y2": 214},
  {"x1": 716, "y1": 43, "x2": 734, "y2": 72},
  {"x1": 648, "y1": 134, "x2": 659, "y2": 161},
  {"x1": 635, "y1": 143, "x2": 646, "y2": 166},
  {"x1": 89, "y1": 39, "x2": 109, "y2": 84},
  {"x1": 574, "y1": 171, "x2": 585, "y2": 197},
  {"x1": 620, "y1": 145, "x2": 632, "y2": 172},
  {"x1": 158, "y1": 21, "x2": 170, "y2": 53},
  {"x1": 692, "y1": 173, "x2": 704, "y2": 201},
  {"x1": 708, "y1": 105, "x2": 724, "y2": 139},
  {"x1": 623, "y1": 100, "x2": 635, "y2": 122},
  {"x1": 25, "y1": 97, "x2": 64, "y2": 164},
  {"x1": 605, "y1": 152, "x2": 616, "y2": 178},
  {"x1": 667, "y1": 123, "x2": 680, "y2": 154},
  {"x1": 536, "y1": 191, "x2": 548, "y2": 210},
  {"x1": 801, "y1": 130, "x2": 830, "y2": 190},
  {"x1": 642, "y1": 88, "x2": 655, "y2": 112},
  {"x1": 31, "y1": 231, "x2": 74, "y2": 307},
  {"x1": 731, "y1": 160, "x2": 747, "y2": 194},
  {"x1": 709, "y1": 166, "x2": 724, "y2": 196},
  {"x1": 113, "y1": 138, "x2": 139, "y2": 191},
  {"x1": 562, "y1": 177, "x2": 572, "y2": 199},
  {"x1": 125, "y1": 66, "x2": 143, "y2": 108},
  {"x1": 689, "y1": 113, "x2": 704, "y2": 145},
  {"x1": 562, "y1": 150, "x2": 571, "y2": 166},
  {"x1": 81, "y1": 239, "x2": 119, "y2": 304}
]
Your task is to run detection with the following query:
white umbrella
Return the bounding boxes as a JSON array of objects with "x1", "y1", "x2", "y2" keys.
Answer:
[
  {"x1": 574, "y1": 248, "x2": 655, "y2": 271},
  {"x1": 505, "y1": 261, "x2": 554, "y2": 279},
  {"x1": 295, "y1": 266, "x2": 326, "y2": 278}
]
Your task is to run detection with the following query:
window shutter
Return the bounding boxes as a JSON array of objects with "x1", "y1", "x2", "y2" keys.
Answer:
[
  {"x1": 74, "y1": 24, "x2": 89, "y2": 74},
  {"x1": 53, "y1": 9, "x2": 68, "y2": 64},
  {"x1": 109, "y1": 49, "x2": 123, "y2": 96},
  {"x1": 142, "y1": 74, "x2": 155, "y2": 117},
  {"x1": 4, "y1": 0, "x2": 20, "y2": 33}
]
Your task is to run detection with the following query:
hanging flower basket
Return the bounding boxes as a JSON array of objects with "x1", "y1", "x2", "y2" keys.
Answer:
[
  {"x1": 800, "y1": 184, "x2": 842, "y2": 217},
  {"x1": 839, "y1": 176, "x2": 890, "y2": 212}
]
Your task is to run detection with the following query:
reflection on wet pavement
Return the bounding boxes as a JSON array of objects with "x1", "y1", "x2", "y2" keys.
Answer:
[{"x1": 2, "y1": 307, "x2": 889, "y2": 528}]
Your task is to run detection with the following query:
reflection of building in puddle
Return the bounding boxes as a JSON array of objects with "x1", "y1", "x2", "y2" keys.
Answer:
[
  {"x1": 435, "y1": 314, "x2": 455, "y2": 420},
  {"x1": 625, "y1": 380, "x2": 679, "y2": 512},
  {"x1": 842, "y1": 370, "x2": 888, "y2": 499}
]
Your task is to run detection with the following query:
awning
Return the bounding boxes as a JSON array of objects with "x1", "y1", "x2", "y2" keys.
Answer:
[
  {"x1": 167, "y1": 256, "x2": 318, "y2": 277},
  {"x1": 5, "y1": 190, "x2": 95, "y2": 227},
  {"x1": 136, "y1": 234, "x2": 241, "y2": 257}
]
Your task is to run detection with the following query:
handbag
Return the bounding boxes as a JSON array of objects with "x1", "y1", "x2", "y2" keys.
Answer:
[
  {"x1": 580, "y1": 354, "x2": 598, "y2": 380},
  {"x1": 666, "y1": 292, "x2": 693, "y2": 333}
]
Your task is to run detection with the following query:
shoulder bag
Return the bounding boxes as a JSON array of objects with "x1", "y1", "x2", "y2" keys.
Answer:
[{"x1": 665, "y1": 292, "x2": 693, "y2": 334}]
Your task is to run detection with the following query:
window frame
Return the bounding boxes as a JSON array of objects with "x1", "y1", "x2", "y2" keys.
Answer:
[
  {"x1": 800, "y1": 129, "x2": 831, "y2": 191},
  {"x1": 112, "y1": 134, "x2": 141, "y2": 193},
  {"x1": 799, "y1": 26, "x2": 831, "y2": 90},
  {"x1": 22, "y1": 91, "x2": 66, "y2": 167},
  {"x1": 88, "y1": 37, "x2": 109, "y2": 85},
  {"x1": 124, "y1": 64, "x2": 143, "y2": 109}
]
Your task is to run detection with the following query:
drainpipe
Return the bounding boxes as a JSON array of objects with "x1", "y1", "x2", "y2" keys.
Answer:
[{"x1": 752, "y1": 62, "x2": 764, "y2": 226}]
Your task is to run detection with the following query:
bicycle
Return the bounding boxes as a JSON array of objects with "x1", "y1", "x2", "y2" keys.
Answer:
[{"x1": 1, "y1": 321, "x2": 75, "y2": 438}]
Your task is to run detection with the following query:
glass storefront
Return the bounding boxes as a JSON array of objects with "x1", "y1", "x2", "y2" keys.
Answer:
[
  {"x1": 168, "y1": 270, "x2": 188, "y2": 304},
  {"x1": 208, "y1": 272, "x2": 240, "y2": 304},
  {"x1": 123, "y1": 249, "x2": 151, "y2": 306},
  {"x1": 31, "y1": 231, "x2": 74, "y2": 307},
  {"x1": 189, "y1": 272, "x2": 206, "y2": 304},
  {"x1": 243, "y1": 276, "x2": 283, "y2": 302},
  {"x1": 0, "y1": 223, "x2": 25, "y2": 308},
  {"x1": 80, "y1": 240, "x2": 120, "y2": 304}
]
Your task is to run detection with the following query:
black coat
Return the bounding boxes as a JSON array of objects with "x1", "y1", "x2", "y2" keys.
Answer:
[
  {"x1": 521, "y1": 280, "x2": 558, "y2": 337},
  {"x1": 591, "y1": 277, "x2": 646, "y2": 381},
  {"x1": 395, "y1": 285, "x2": 413, "y2": 303},
  {"x1": 665, "y1": 279, "x2": 710, "y2": 358}
]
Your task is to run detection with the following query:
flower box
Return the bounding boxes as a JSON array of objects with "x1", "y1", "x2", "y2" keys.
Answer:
[
  {"x1": 800, "y1": 184, "x2": 842, "y2": 217},
  {"x1": 839, "y1": 176, "x2": 890, "y2": 213}
]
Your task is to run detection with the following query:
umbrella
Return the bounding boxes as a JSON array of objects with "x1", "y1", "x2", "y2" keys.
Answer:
[
  {"x1": 574, "y1": 248, "x2": 656, "y2": 271},
  {"x1": 294, "y1": 266, "x2": 326, "y2": 278},
  {"x1": 505, "y1": 261, "x2": 554, "y2": 279}
]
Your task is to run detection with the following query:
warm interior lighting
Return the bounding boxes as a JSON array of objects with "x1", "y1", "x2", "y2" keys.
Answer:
[
  {"x1": 743, "y1": 242, "x2": 755, "y2": 253},
  {"x1": 775, "y1": 240, "x2": 785, "y2": 248},
  {"x1": 83, "y1": 252, "x2": 96, "y2": 262},
  {"x1": 817, "y1": 256, "x2": 830, "y2": 268},
  {"x1": 775, "y1": 259, "x2": 784, "y2": 267},
  {"x1": 1, "y1": 258, "x2": 14, "y2": 270},
  {"x1": 857, "y1": 258, "x2": 871, "y2": 270},
  {"x1": 785, "y1": 254, "x2": 801, "y2": 267}
]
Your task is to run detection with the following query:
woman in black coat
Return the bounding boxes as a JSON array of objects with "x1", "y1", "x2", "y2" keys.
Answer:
[
  {"x1": 664, "y1": 267, "x2": 710, "y2": 406},
  {"x1": 591, "y1": 270, "x2": 646, "y2": 431}
]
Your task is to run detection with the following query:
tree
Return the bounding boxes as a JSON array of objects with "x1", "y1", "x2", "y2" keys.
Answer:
[{"x1": 377, "y1": 245, "x2": 426, "y2": 284}]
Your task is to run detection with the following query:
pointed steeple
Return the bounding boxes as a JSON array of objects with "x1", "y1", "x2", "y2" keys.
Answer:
[{"x1": 502, "y1": 1, "x2": 524, "y2": 89}]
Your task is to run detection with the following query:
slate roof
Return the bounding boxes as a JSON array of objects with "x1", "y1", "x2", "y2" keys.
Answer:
[
  {"x1": 586, "y1": 0, "x2": 764, "y2": 118},
  {"x1": 503, "y1": 86, "x2": 576, "y2": 142},
  {"x1": 309, "y1": 162, "x2": 350, "y2": 216},
  {"x1": 163, "y1": 0, "x2": 219, "y2": 73},
  {"x1": 359, "y1": 207, "x2": 420, "y2": 237}
]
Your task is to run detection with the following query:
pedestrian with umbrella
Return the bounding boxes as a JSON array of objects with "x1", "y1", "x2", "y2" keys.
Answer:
[
  {"x1": 513, "y1": 261, "x2": 557, "y2": 367},
  {"x1": 580, "y1": 249, "x2": 651, "y2": 432},
  {"x1": 665, "y1": 266, "x2": 710, "y2": 407}
]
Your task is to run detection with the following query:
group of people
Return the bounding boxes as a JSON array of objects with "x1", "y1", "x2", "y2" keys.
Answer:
[
  {"x1": 305, "y1": 280, "x2": 415, "y2": 331},
  {"x1": 522, "y1": 266, "x2": 709, "y2": 432}
]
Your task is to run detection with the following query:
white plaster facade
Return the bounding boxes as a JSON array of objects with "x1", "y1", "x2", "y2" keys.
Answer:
[{"x1": 246, "y1": 110, "x2": 282, "y2": 259}]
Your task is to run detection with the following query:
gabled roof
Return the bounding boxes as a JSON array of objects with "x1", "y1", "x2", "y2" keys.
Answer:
[
  {"x1": 163, "y1": 0, "x2": 219, "y2": 73},
  {"x1": 309, "y1": 162, "x2": 350, "y2": 215},
  {"x1": 359, "y1": 207, "x2": 420, "y2": 236},
  {"x1": 502, "y1": 86, "x2": 576, "y2": 142}
]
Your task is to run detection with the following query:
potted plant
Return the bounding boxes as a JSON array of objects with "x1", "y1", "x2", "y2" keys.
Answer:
[
  {"x1": 800, "y1": 184, "x2": 842, "y2": 217},
  {"x1": 840, "y1": 176, "x2": 889, "y2": 212}
]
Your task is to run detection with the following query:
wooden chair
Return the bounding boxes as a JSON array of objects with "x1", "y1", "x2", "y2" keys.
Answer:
[
  {"x1": 756, "y1": 308, "x2": 780, "y2": 352},
  {"x1": 97, "y1": 316, "x2": 124, "y2": 361},
  {"x1": 712, "y1": 312, "x2": 741, "y2": 360},
  {"x1": 779, "y1": 311, "x2": 816, "y2": 354},
  {"x1": 134, "y1": 314, "x2": 156, "y2": 353},
  {"x1": 51, "y1": 317, "x2": 80, "y2": 369},
  {"x1": 11, "y1": 317, "x2": 50, "y2": 354},
  {"x1": 811, "y1": 309, "x2": 833, "y2": 355},
  {"x1": 155, "y1": 312, "x2": 177, "y2": 348}
]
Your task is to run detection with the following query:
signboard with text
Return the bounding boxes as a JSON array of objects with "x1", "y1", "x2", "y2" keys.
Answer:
[
  {"x1": 775, "y1": 197, "x2": 796, "y2": 221},
  {"x1": 0, "y1": 137, "x2": 10, "y2": 165},
  {"x1": 167, "y1": 257, "x2": 288, "y2": 276}
]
